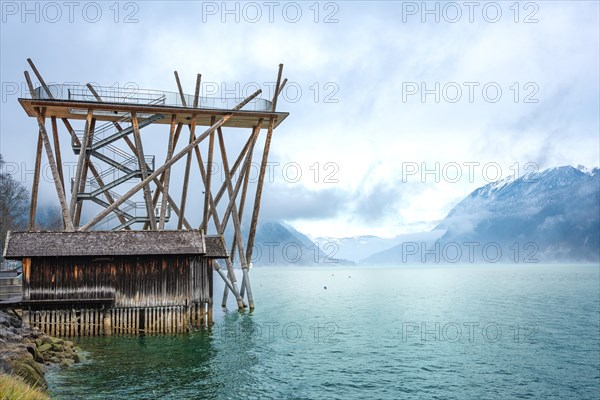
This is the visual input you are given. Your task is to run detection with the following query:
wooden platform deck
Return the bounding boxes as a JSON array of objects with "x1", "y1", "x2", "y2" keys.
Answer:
[{"x1": 18, "y1": 98, "x2": 288, "y2": 129}]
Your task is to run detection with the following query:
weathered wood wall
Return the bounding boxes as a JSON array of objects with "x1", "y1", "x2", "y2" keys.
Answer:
[{"x1": 21, "y1": 255, "x2": 212, "y2": 335}]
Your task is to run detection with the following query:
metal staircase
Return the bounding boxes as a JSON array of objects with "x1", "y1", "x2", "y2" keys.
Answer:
[{"x1": 71, "y1": 113, "x2": 169, "y2": 230}]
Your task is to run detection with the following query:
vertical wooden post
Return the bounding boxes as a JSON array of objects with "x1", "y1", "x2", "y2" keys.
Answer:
[
  {"x1": 203, "y1": 116, "x2": 216, "y2": 232},
  {"x1": 132, "y1": 112, "x2": 157, "y2": 230},
  {"x1": 74, "y1": 118, "x2": 95, "y2": 227},
  {"x1": 103, "y1": 308, "x2": 112, "y2": 336},
  {"x1": 22, "y1": 309, "x2": 31, "y2": 327},
  {"x1": 246, "y1": 64, "x2": 284, "y2": 265},
  {"x1": 178, "y1": 74, "x2": 201, "y2": 230},
  {"x1": 69, "y1": 110, "x2": 94, "y2": 219},
  {"x1": 172, "y1": 72, "x2": 221, "y2": 231},
  {"x1": 238, "y1": 123, "x2": 261, "y2": 298},
  {"x1": 159, "y1": 115, "x2": 177, "y2": 229},
  {"x1": 207, "y1": 262, "x2": 213, "y2": 325},
  {"x1": 28, "y1": 130, "x2": 43, "y2": 230},
  {"x1": 178, "y1": 116, "x2": 196, "y2": 230}
]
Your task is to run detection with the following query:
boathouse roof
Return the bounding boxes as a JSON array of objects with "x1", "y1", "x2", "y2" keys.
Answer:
[{"x1": 3, "y1": 230, "x2": 227, "y2": 258}]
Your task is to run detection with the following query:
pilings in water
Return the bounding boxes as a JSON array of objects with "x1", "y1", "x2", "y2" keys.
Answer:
[{"x1": 25, "y1": 303, "x2": 212, "y2": 336}]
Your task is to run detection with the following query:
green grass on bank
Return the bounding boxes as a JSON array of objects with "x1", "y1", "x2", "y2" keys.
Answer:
[{"x1": 0, "y1": 374, "x2": 50, "y2": 400}]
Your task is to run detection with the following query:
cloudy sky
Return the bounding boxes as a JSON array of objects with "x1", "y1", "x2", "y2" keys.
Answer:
[{"x1": 1, "y1": 1, "x2": 598, "y2": 238}]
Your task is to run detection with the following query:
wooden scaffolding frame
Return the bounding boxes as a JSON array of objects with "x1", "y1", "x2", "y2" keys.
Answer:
[{"x1": 19, "y1": 59, "x2": 289, "y2": 312}]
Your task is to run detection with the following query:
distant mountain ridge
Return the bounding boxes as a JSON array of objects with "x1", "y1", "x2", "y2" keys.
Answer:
[
  {"x1": 363, "y1": 165, "x2": 600, "y2": 264},
  {"x1": 315, "y1": 232, "x2": 443, "y2": 263},
  {"x1": 250, "y1": 221, "x2": 354, "y2": 266}
]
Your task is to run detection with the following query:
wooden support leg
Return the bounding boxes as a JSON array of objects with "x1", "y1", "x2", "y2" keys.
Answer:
[
  {"x1": 28, "y1": 130, "x2": 43, "y2": 230},
  {"x1": 213, "y1": 260, "x2": 244, "y2": 309},
  {"x1": 132, "y1": 113, "x2": 157, "y2": 230},
  {"x1": 70, "y1": 110, "x2": 94, "y2": 220},
  {"x1": 159, "y1": 116, "x2": 177, "y2": 229},
  {"x1": 74, "y1": 118, "x2": 95, "y2": 227},
  {"x1": 34, "y1": 112, "x2": 75, "y2": 231},
  {"x1": 178, "y1": 117, "x2": 197, "y2": 229}
]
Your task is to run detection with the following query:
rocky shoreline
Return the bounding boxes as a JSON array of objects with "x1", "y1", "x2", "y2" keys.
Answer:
[{"x1": 0, "y1": 310, "x2": 82, "y2": 391}]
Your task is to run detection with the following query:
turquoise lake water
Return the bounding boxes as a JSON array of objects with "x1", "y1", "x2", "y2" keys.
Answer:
[{"x1": 46, "y1": 265, "x2": 600, "y2": 399}]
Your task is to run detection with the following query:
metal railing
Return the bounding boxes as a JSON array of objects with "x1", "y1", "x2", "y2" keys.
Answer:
[
  {"x1": 87, "y1": 180, "x2": 171, "y2": 225},
  {"x1": 34, "y1": 84, "x2": 273, "y2": 112}
]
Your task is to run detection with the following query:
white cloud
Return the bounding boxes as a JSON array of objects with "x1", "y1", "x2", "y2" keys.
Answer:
[{"x1": 1, "y1": 1, "x2": 597, "y2": 238}]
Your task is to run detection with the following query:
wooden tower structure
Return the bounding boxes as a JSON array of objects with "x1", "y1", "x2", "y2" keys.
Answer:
[{"x1": 4, "y1": 59, "x2": 289, "y2": 335}]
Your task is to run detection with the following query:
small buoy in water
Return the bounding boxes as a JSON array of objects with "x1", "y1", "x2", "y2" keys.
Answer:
[
  {"x1": 324, "y1": 286, "x2": 327, "y2": 290},
  {"x1": 348, "y1": 276, "x2": 351, "y2": 278}
]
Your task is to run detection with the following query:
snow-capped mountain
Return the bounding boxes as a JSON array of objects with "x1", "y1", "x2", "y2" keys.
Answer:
[{"x1": 364, "y1": 165, "x2": 599, "y2": 264}]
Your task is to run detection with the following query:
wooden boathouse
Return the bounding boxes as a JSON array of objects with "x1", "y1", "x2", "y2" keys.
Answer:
[
  {"x1": 6, "y1": 59, "x2": 289, "y2": 336},
  {"x1": 3, "y1": 230, "x2": 227, "y2": 334}
]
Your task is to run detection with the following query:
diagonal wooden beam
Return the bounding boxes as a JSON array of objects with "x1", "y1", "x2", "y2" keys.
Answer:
[
  {"x1": 174, "y1": 71, "x2": 187, "y2": 107},
  {"x1": 80, "y1": 89, "x2": 262, "y2": 231},
  {"x1": 25, "y1": 70, "x2": 43, "y2": 231},
  {"x1": 217, "y1": 128, "x2": 248, "y2": 267},
  {"x1": 26, "y1": 59, "x2": 52, "y2": 98},
  {"x1": 237, "y1": 123, "x2": 261, "y2": 299},
  {"x1": 30, "y1": 114, "x2": 75, "y2": 231},
  {"x1": 222, "y1": 122, "x2": 261, "y2": 306},
  {"x1": 212, "y1": 259, "x2": 243, "y2": 308},
  {"x1": 50, "y1": 117, "x2": 65, "y2": 192},
  {"x1": 218, "y1": 126, "x2": 261, "y2": 235},
  {"x1": 192, "y1": 131, "x2": 221, "y2": 231},
  {"x1": 212, "y1": 130, "x2": 260, "y2": 207},
  {"x1": 35, "y1": 112, "x2": 74, "y2": 231}
]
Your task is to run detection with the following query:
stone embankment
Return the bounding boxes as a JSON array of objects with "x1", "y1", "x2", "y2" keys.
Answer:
[{"x1": 0, "y1": 310, "x2": 82, "y2": 390}]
